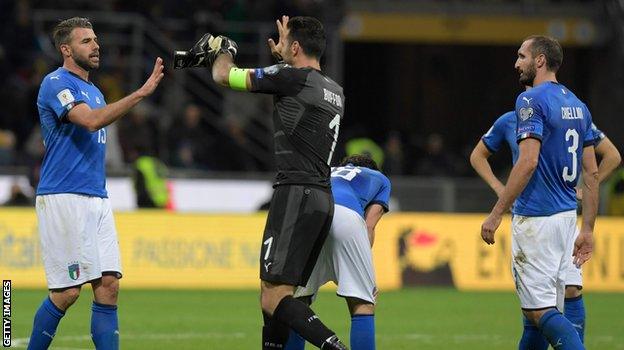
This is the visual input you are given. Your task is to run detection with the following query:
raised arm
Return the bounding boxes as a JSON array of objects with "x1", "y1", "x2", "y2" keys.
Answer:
[
  {"x1": 68, "y1": 58, "x2": 164, "y2": 131},
  {"x1": 211, "y1": 54, "x2": 252, "y2": 90},
  {"x1": 184, "y1": 16, "x2": 291, "y2": 93},
  {"x1": 214, "y1": 16, "x2": 290, "y2": 92}
]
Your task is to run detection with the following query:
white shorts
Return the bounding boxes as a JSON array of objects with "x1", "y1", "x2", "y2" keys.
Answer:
[
  {"x1": 511, "y1": 210, "x2": 577, "y2": 311},
  {"x1": 295, "y1": 205, "x2": 376, "y2": 304},
  {"x1": 36, "y1": 194, "x2": 122, "y2": 289},
  {"x1": 564, "y1": 227, "x2": 583, "y2": 287}
]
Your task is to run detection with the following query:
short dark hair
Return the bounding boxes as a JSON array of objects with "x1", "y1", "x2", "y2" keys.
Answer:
[
  {"x1": 340, "y1": 154, "x2": 379, "y2": 171},
  {"x1": 525, "y1": 35, "x2": 563, "y2": 72},
  {"x1": 287, "y1": 16, "x2": 326, "y2": 59},
  {"x1": 52, "y1": 17, "x2": 93, "y2": 51}
]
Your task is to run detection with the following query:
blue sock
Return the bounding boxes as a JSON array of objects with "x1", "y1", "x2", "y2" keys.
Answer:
[
  {"x1": 91, "y1": 302, "x2": 119, "y2": 350},
  {"x1": 284, "y1": 329, "x2": 306, "y2": 350},
  {"x1": 351, "y1": 314, "x2": 375, "y2": 350},
  {"x1": 518, "y1": 316, "x2": 548, "y2": 350},
  {"x1": 27, "y1": 297, "x2": 65, "y2": 350},
  {"x1": 564, "y1": 295, "x2": 585, "y2": 343},
  {"x1": 538, "y1": 309, "x2": 584, "y2": 349}
]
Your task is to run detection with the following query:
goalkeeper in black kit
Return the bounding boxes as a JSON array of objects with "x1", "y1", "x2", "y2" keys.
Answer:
[{"x1": 174, "y1": 16, "x2": 347, "y2": 350}]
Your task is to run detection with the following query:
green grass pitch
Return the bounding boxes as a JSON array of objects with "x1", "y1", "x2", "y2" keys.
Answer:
[{"x1": 8, "y1": 288, "x2": 624, "y2": 349}]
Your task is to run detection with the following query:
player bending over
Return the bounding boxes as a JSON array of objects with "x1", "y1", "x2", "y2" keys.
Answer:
[{"x1": 285, "y1": 154, "x2": 391, "y2": 350}]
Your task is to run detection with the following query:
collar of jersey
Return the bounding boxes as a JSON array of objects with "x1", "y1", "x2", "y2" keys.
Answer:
[{"x1": 60, "y1": 67, "x2": 94, "y2": 85}]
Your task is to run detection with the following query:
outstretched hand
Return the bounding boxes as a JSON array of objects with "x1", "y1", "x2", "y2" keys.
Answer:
[
  {"x1": 138, "y1": 57, "x2": 164, "y2": 97},
  {"x1": 268, "y1": 15, "x2": 289, "y2": 62}
]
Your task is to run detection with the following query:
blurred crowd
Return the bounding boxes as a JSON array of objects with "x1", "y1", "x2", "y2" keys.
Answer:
[
  {"x1": 0, "y1": 0, "x2": 342, "y2": 176},
  {"x1": 0, "y1": 0, "x2": 561, "y2": 184}
]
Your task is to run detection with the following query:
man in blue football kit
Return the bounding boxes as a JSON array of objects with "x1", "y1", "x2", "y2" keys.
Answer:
[
  {"x1": 480, "y1": 35, "x2": 599, "y2": 350},
  {"x1": 471, "y1": 114, "x2": 620, "y2": 347},
  {"x1": 28, "y1": 17, "x2": 164, "y2": 350},
  {"x1": 285, "y1": 154, "x2": 391, "y2": 350}
]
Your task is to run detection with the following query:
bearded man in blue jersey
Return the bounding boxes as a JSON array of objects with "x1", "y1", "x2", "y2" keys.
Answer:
[
  {"x1": 27, "y1": 17, "x2": 164, "y2": 350},
  {"x1": 481, "y1": 35, "x2": 599, "y2": 350},
  {"x1": 471, "y1": 112, "x2": 620, "y2": 348}
]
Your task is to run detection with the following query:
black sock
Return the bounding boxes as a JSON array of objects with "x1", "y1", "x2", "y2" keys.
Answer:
[
  {"x1": 273, "y1": 295, "x2": 335, "y2": 348},
  {"x1": 262, "y1": 311, "x2": 290, "y2": 349}
]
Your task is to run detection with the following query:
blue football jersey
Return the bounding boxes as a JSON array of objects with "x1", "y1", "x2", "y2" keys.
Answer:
[
  {"x1": 483, "y1": 114, "x2": 605, "y2": 167},
  {"x1": 330, "y1": 165, "x2": 391, "y2": 218},
  {"x1": 514, "y1": 82, "x2": 594, "y2": 216},
  {"x1": 590, "y1": 122, "x2": 606, "y2": 146},
  {"x1": 36, "y1": 67, "x2": 108, "y2": 197},
  {"x1": 482, "y1": 111, "x2": 519, "y2": 164}
]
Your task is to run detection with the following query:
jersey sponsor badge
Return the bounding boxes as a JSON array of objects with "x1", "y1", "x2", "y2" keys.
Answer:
[
  {"x1": 519, "y1": 107, "x2": 533, "y2": 121},
  {"x1": 56, "y1": 89, "x2": 75, "y2": 106}
]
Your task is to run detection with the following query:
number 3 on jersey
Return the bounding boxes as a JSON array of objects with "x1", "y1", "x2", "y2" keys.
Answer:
[
  {"x1": 562, "y1": 128, "x2": 578, "y2": 182},
  {"x1": 327, "y1": 114, "x2": 340, "y2": 165}
]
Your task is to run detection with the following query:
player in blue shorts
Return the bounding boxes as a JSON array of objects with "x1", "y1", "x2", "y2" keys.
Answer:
[
  {"x1": 27, "y1": 17, "x2": 164, "y2": 350},
  {"x1": 480, "y1": 35, "x2": 599, "y2": 349},
  {"x1": 285, "y1": 154, "x2": 391, "y2": 350},
  {"x1": 471, "y1": 112, "x2": 620, "y2": 347}
]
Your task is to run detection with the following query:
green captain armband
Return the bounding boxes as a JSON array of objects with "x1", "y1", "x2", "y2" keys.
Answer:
[{"x1": 228, "y1": 68, "x2": 250, "y2": 91}]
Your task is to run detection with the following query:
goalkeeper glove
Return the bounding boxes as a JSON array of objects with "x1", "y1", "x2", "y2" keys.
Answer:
[
  {"x1": 173, "y1": 33, "x2": 213, "y2": 69},
  {"x1": 173, "y1": 34, "x2": 238, "y2": 69},
  {"x1": 207, "y1": 35, "x2": 238, "y2": 63}
]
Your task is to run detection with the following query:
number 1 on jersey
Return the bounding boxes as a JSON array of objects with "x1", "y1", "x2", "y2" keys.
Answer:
[
  {"x1": 263, "y1": 236, "x2": 274, "y2": 261},
  {"x1": 327, "y1": 114, "x2": 340, "y2": 165}
]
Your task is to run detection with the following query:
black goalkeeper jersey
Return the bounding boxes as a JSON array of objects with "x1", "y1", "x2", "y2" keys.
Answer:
[{"x1": 250, "y1": 64, "x2": 345, "y2": 188}]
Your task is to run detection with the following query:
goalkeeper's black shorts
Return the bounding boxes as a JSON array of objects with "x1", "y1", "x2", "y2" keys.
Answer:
[{"x1": 259, "y1": 184, "x2": 334, "y2": 286}]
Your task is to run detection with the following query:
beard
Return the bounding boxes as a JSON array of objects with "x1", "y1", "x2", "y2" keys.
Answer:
[
  {"x1": 74, "y1": 53, "x2": 99, "y2": 71},
  {"x1": 519, "y1": 63, "x2": 536, "y2": 87}
]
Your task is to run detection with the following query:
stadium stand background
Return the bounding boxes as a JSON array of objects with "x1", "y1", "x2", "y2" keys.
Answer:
[{"x1": 0, "y1": 0, "x2": 622, "y2": 213}]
